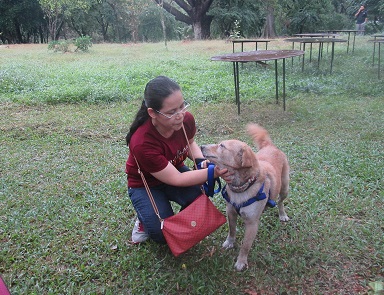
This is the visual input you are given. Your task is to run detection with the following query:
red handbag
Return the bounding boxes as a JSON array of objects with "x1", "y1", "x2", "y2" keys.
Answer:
[
  {"x1": 161, "y1": 193, "x2": 226, "y2": 256},
  {"x1": 133, "y1": 125, "x2": 226, "y2": 256}
]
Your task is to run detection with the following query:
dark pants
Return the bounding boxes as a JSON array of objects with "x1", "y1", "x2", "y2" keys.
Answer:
[{"x1": 128, "y1": 165, "x2": 201, "y2": 244}]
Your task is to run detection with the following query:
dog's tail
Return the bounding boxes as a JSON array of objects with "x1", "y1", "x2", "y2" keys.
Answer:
[{"x1": 246, "y1": 123, "x2": 274, "y2": 150}]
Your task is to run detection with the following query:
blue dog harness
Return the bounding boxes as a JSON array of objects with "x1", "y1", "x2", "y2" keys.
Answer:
[{"x1": 221, "y1": 183, "x2": 276, "y2": 215}]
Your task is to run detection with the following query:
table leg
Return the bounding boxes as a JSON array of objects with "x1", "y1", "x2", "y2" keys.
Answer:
[
  {"x1": 373, "y1": 41, "x2": 376, "y2": 66},
  {"x1": 302, "y1": 43, "x2": 306, "y2": 71},
  {"x1": 283, "y1": 58, "x2": 286, "y2": 111},
  {"x1": 275, "y1": 60, "x2": 278, "y2": 104},
  {"x1": 347, "y1": 32, "x2": 351, "y2": 53},
  {"x1": 379, "y1": 43, "x2": 381, "y2": 79},
  {"x1": 352, "y1": 32, "x2": 356, "y2": 53},
  {"x1": 310, "y1": 43, "x2": 313, "y2": 62},
  {"x1": 233, "y1": 62, "x2": 241, "y2": 114},
  {"x1": 317, "y1": 43, "x2": 321, "y2": 68},
  {"x1": 330, "y1": 42, "x2": 335, "y2": 74}
]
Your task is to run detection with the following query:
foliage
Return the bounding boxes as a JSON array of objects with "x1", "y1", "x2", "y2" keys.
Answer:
[
  {"x1": 229, "y1": 20, "x2": 242, "y2": 39},
  {"x1": 138, "y1": 4, "x2": 190, "y2": 42},
  {"x1": 2, "y1": 0, "x2": 384, "y2": 43},
  {"x1": 0, "y1": 40, "x2": 383, "y2": 294},
  {"x1": 0, "y1": 0, "x2": 45, "y2": 44},
  {"x1": 210, "y1": 0, "x2": 264, "y2": 38},
  {"x1": 74, "y1": 35, "x2": 92, "y2": 52},
  {"x1": 153, "y1": 0, "x2": 215, "y2": 39},
  {"x1": 47, "y1": 39, "x2": 71, "y2": 52}
]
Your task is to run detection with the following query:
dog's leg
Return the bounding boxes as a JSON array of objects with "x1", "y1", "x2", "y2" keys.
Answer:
[
  {"x1": 278, "y1": 197, "x2": 289, "y2": 221},
  {"x1": 235, "y1": 217, "x2": 261, "y2": 271},
  {"x1": 222, "y1": 204, "x2": 237, "y2": 249},
  {"x1": 278, "y1": 162, "x2": 290, "y2": 222}
]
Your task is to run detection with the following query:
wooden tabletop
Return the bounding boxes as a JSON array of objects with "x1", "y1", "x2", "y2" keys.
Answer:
[
  {"x1": 211, "y1": 50, "x2": 305, "y2": 62},
  {"x1": 284, "y1": 38, "x2": 347, "y2": 43}
]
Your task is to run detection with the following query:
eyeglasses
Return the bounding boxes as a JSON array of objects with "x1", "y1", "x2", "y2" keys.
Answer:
[{"x1": 154, "y1": 102, "x2": 190, "y2": 119}]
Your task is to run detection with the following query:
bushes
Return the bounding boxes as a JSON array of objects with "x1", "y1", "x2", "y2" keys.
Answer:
[
  {"x1": 48, "y1": 36, "x2": 92, "y2": 53},
  {"x1": 74, "y1": 35, "x2": 92, "y2": 52}
]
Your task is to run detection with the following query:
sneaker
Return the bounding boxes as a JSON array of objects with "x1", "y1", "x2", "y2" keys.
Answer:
[{"x1": 131, "y1": 218, "x2": 149, "y2": 244}]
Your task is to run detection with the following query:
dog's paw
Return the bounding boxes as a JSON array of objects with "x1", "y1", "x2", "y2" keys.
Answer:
[
  {"x1": 279, "y1": 214, "x2": 290, "y2": 222},
  {"x1": 234, "y1": 260, "x2": 248, "y2": 271},
  {"x1": 222, "y1": 238, "x2": 235, "y2": 249}
]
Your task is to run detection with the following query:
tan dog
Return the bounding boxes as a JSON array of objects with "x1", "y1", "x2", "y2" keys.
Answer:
[{"x1": 201, "y1": 123, "x2": 289, "y2": 271}]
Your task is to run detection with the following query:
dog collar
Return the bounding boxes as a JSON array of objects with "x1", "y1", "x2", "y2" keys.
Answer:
[{"x1": 227, "y1": 176, "x2": 257, "y2": 193}]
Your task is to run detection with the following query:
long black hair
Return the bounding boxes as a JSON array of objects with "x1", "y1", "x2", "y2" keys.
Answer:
[{"x1": 125, "y1": 76, "x2": 181, "y2": 145}]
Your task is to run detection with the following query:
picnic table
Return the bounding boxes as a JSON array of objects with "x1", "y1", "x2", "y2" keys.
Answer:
[
  {"x1": 371, "y1": 34, "x2": 384, "y2": 66},
  {"x1": 323, "y1": 30, "x2": 363, "y2": 53},
  {"x1": 284, "y1": 37, "x2": 347, "y2": 73},
  {"x1": 368, "y1": 38, "x2": 384, "y2": 79},
  {"x1": 231, "y1": 39, "x2": 273, "y2": 53},
  {"x1": 211, "y1": 50, "x2": 305, "y2": 113}
]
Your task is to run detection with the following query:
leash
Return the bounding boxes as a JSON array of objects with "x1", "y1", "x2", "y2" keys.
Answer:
[{"x1": 197, "y1": 162, "x2": 222, "y2": 197}]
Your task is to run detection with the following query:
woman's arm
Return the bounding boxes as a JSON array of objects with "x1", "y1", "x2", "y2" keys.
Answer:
[
  {"x1": 151, "y1": 161, "x2": 230, "y2": 187},
  {"x1": 151, "y1": 162, "x2": 209, "y2": 187}
]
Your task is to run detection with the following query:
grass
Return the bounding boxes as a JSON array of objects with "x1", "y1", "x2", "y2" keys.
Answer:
[{"x1": 0, "y1": 38, "x2": 383, "y2": 294}]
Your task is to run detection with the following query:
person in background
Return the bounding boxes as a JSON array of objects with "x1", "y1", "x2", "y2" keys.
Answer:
[
  {"x1": 355, "y1": 3, "x2": 368, "y2": 35},
  {"x1": 125, "y1": 76, "x2": 231, "y2": 244}
]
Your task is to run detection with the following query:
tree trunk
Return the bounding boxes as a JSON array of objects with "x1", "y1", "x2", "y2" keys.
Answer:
[
  {"x1": 160, "y1": 10, "x2": 167, "y2": 47},
  {"x1": 262, "y1": 6, "x2": 276, "y2": 38},
  {"x1": 193, "y1": 15, "x2": 213, "y2": 40},
  {"x1": 193, "y1": 22, "x2": 202, "y2": 40}
]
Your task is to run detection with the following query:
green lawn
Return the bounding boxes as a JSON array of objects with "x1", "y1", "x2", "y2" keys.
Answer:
[{"x1": 0, "y1": 38, "x2": 383, "y2": 294}]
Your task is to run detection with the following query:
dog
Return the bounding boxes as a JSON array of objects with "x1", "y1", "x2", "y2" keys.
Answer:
[{"x1": 201, "y1": 123, "x2": 290, "y2": 271}]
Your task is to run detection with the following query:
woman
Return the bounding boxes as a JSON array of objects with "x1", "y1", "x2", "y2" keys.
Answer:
[{"x1": 125, "y1": 76, "x2": 230, "y2": 244}]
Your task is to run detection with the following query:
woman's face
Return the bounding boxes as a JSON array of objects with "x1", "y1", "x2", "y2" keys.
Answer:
[{"x1": 151, "y1": 90, "x2": 189, "y2": 135}]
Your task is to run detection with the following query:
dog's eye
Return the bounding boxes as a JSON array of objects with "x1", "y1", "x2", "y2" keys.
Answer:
[{"x1": 219, "y1": 143, "x2": 226, "y2": 149}]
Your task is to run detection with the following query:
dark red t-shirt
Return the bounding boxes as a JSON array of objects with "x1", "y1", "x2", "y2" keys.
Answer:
[{"x1": 126, "y1": 112, "x2": 196, "y2": 188}]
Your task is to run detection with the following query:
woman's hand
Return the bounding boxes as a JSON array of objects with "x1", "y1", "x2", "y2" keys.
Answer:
[{"x1": 214, "y1": 166, "x2": 233, "y2": 184}]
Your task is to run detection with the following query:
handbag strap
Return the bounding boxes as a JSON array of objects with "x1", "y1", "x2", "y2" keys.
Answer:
[
  {"x1": 181, "y1": 124, "x2": 198, "y2": 171},
  {"x1": 133, "y1": 155, "x2": 163, "y2": 223}
]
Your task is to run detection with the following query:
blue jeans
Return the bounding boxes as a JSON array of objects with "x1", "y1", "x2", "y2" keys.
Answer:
[{"x1": 128, "y1": 165, "x2": 201, "y2": 244}]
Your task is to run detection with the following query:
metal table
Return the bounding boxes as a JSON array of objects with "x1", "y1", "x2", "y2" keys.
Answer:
[
  {"x1": 284, "y1": 38, "x2": 346, "y2": 73},
  {"x1": 368, "y1": 39, "x2": 384, "y2": 79},
  {"x1": 231, "y1": 39, "x2": 273, "y2": 53},
  {"x1": 371, "y1": 34, "x2": 384, "y2": 66},
  {"x1": 294, "y1": 33, "x2": 339, "y2": 38},
  {"x1": 211, "y1": 50, "x2": 305, "y2": 114},
  {"x1": 325, "y1": 30, "x2": 362, "y2": 53}
]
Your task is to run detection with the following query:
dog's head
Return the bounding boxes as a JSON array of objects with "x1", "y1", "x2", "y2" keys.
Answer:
[{"x1": 201, "y1": 140, "x2": 257, "y2": 171}]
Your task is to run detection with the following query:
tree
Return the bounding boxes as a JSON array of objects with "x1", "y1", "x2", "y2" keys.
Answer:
[
  {"x1": 38, "y1": 0, "x2": 92, "y2": 40},
  {"x1": 262, "y1": 0, "x2": 277, "y2": 38},
  {"x1": 209, "y1": 0, "x2": 263, "y2": 38},
  {"x1": 152, "y1": 0, "x2": 214, "y2": 39},
  {"x1": 0, "y1": 0, "x2": 45, "y2": 43}
]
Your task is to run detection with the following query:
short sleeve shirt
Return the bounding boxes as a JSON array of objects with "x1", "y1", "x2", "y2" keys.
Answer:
[
  {"x1": 126, "y1": 112, "x2": 196, "y2": 187},
  {"x1": 356, "y1": 10, "x2": 367, "y2": 24}
]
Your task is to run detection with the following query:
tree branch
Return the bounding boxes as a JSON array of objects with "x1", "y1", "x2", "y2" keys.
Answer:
[{"x1": 152, "y1": 0, "x2": 192, "y2": 24}]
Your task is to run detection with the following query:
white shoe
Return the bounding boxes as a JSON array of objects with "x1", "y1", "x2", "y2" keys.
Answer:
[{"x1": 131, "y1": 218, "x2": 149, "y2": 244}]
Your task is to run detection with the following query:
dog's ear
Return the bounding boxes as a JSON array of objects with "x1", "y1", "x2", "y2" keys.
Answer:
[{"x1": 240, "y1": 146, "x2": 254, "y2": 168}]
